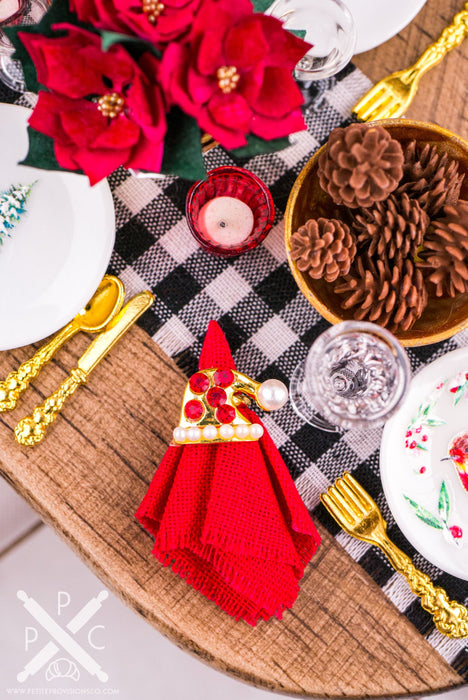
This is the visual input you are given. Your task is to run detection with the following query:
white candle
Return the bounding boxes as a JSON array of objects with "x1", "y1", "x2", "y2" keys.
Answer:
[{"x1": 198, "y1": 196, "x2": 254, "y2": 247}]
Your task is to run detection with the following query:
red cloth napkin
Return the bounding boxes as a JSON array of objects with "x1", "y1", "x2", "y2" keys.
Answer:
[{"x1": 136, "y1": 321, "x2": 321, "y2": 625}]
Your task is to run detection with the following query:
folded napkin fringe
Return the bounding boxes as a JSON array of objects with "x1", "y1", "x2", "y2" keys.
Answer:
[{"x1": 154, "y1": 545, "x2": 296, "y2": 624}]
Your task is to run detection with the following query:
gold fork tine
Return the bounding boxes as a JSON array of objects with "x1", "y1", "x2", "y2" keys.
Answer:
[
  {"x1": 356, "y1": 92, "x2": 393, "y2": 122},
  {"x1": 352, "y1": 85, "x2": 386, "y2": 114},
  {"x1": 341, "y1": 472, "x2": 375, "y2": 510},
  {"x1": 335, "y1": 477, "x2": 370, "y2": 515},
  {"x1": 321, "y1": 491, "x2": 355, "y2": 529},
  {"x1": 321, "y1": 473, "x2": 468, "y2": 639},
  {"x1": 384, "y1": 102, "x2": 405, "y2": 119},
  {"x1": 328, "y1": 486, "x2": 361, "y2": 521}
]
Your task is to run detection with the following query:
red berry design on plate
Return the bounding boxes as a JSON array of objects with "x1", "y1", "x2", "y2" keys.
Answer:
[
  {"x1": 450, "y1": 386, "x2": 459, "y2": 393},
  {"x1": 419, "y1": 466, "x2": 426, "y2": 474},
  {"x1": 410, "y1": 441, "x2": 417, "y2": 449},
  {"x1": 449, "y1": 525, "x2": 463, "y2": 539},
  {"x1": 415, "y1": 426, "x2": 422, "y2": 433},
  {"x1": 406, "y1": 430, "x2": 412, "y2": 437},
  {"x1": 189, "y1": 372, "x2": 210, "y2": 394},
  {"x1": 213, "y1": 369, "x2": 234, "y2": 388},
  {"x1": 207, "y1": 386, "x2": 227, "y2": 408},
  {"x1": 421, "y1": 434, "x2": 428, "y2": 442},
  {"x1": 184, "y1": 399, "x2": 204, "y2": 421}
]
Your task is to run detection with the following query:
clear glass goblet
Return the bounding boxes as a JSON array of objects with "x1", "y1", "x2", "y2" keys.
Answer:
[
  {"x1": 290, "y1": 321, "x2": 411, "y2": 432},
  {"x1": 266, "y1": 0, "x2": 356, "y2": 82},
  {"x1": 0, "y1": 0, "x2": 50, "y2": 92}
]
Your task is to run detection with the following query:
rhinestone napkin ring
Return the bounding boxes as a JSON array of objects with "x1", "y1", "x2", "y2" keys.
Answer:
[{"x1": 173, "y1": 369, "x2": 288, "y2": 445}]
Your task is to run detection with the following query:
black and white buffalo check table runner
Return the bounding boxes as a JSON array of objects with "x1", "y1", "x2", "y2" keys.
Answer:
[{"x1": 2, "y1": 64, "x2": 467, "y2": 679}]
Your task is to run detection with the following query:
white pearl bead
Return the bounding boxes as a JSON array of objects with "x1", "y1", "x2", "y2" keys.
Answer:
[
  {"x1": 257, "y1": 378, "x2": 288, "y2": 411},
  {"x1": 219, "y1": 424, "x2": 234, "y2": 439},
  {"x1": 187, "y1": 427, "x2": 201, "y2": 442},
  {"x1": 173, "y1": 427, "x2": 186, "y2": 443},
  {"x1": 249, "y1": 423, "x2": 264, "y2": 439},
  {"x1": 203, "y1": 425, "x2": 218, "y2": 441},
  {"x1": 234, "y1": 424, "x2": 250, "y2": 439}
]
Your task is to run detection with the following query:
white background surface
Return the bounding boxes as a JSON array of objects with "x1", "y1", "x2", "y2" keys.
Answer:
[{"x1": 0, "y1": 477, "x2": 466, "y2": 700}]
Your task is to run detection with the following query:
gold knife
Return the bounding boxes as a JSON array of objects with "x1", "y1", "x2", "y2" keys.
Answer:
[{"x1": 15, "y1": 291, "x2": 154, "y2": 446}]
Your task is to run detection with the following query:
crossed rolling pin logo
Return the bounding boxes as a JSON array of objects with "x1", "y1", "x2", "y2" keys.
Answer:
[{"x1": 17, "y1": 589, "x2": 109, "y2": 683}]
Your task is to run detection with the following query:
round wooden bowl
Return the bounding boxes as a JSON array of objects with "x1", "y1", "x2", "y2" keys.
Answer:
[{"x1": 284, "y1": 119, "x2": 468, "y2": 347}]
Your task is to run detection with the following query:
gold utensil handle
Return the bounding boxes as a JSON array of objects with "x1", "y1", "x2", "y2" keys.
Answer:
[
  {"x1": 15, "y1": 368, "x2": 87, "y2": 446},
  {"x1": 379, "y1": 538, "x2": 468, "y2": 638},
  {"x1": 0, "y1": 324, "x2": 75, "y2": 412},
  {"x1": 411, "y1": 3, "x2": 468, "y2": 77}
]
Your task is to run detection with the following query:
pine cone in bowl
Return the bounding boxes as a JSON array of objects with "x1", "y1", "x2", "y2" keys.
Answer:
[
  {"x1": 354, "y1": 192, "x2": 429, "y2": 260},
  {"x1": 397, "y1": 140, "x2": 464, "y2": 217},
  {"x1": 418, "y1": 199, "x2": 468, "y2": 297},
  {"x1": 290, "y1": 217, "x2": 356, "y2": 283},
  {"x1": 334, "y1": 254, "x2": 428, "y2": 332},
  {"x1": 317, "y1": 123, "x2": 404, "y2": 209}
]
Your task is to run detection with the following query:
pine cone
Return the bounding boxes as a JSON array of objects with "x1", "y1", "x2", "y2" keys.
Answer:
[
  {"x1": 290, "y1": 217, "x2": 356, "y2": 282},
  {"x1": 318, "y1": 123, "x2": 404, "y2": 209},
  {"x1": 334, "y1": 254, "x2": 428, "y2": 332},
  {"x1": 354, "y1": 193, "x2": 429, "y2": 260},
  {"x1": 396, "y1": 140, "x2": 464, "y2": 216},
  {"x1": 418, "y1": 199, "x2": 468, "y2": 297}
]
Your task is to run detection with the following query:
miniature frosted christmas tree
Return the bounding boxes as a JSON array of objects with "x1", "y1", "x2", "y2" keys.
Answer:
[{"x1": 0, "y1": 182, "x2": 36, "y2": 244}]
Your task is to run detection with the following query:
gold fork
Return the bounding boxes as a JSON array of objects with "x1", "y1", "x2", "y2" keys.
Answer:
[
  {"x1": 353, "y1": 2, "x2": 468, "y2": 122},
  {"x1": 321, "y1": 472, "x2": 468, "y2": 639}
]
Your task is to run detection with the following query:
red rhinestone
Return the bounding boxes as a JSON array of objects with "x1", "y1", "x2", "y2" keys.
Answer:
[
  {"x1": 207, "y1": 387, "x2": 227, "y2": 408},
  {"x1": 214, "y1": 369, "x2": 234, "y2": 388},
  {"x1": 184, "y1": 399, "x2": 204, "y2": 421},
  {"x1": 216, "y1": 405, "x2": 236, "y2": 424},
  {"x1": 189, "y1": 372, "x2": 210, "y2": 394}
]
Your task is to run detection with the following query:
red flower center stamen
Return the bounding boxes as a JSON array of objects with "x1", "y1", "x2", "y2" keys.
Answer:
[
  {"x1": 97, "y1": 92, "x2": 125, "y2": 118},
  {"x1": 142, "y1": 0, "x2": 164, "y2": 24},
  {"x1": 216, "y1": 66, "x2": 240, "y2": 94}
]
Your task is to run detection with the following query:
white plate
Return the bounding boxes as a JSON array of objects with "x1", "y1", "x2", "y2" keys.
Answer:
[
  {"x1": 348, "y1": 0, "x2": 427, "y2": 54},
  {"x1": 381, "y1": 347, "x2": 468, "y2": 581},
  {"x1": 0, "y1": 104, "x2": 115, "y2": 351}
]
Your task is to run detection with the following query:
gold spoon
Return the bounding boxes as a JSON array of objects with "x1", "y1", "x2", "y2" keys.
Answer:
[{"x1": 0, "y1": 275, "x2": 125, "y2": 412}]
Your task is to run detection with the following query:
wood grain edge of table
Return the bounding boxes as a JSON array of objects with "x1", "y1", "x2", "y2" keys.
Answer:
[
  {"x1": 353, "y1": 0, "x2": 468, "y2": 140},
  {"x1": 0, "y1": 330, "x2": 464, "y2": 699},
  {"x1": 0, "y1": 460, "x2": 464, "y2": 700}
]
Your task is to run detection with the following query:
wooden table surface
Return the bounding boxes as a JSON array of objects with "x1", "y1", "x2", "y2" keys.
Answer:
[{"x1": 1, "y1": 0, "x2": 467, "y2": 697}]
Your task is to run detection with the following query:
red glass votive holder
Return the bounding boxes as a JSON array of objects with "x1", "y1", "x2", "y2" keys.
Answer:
[{"x1": 185, "y1": 166, "x2": 275, "y2": 257}]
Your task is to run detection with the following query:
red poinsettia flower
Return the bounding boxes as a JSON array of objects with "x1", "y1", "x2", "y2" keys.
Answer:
[
  {"x1": 18, "y1": 25, "x2": 167, "y2": 184},
  {"x1": 70, "y1": 0, "x2": 203, "y2": 46},
  {"x1": 160, "y1": 0, "x2": 310, "y2": 150}
]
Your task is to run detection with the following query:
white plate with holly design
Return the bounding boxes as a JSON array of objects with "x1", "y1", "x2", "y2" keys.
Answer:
[
  {"x1": 380, "y1": 346, "x2": 468, "y2": 581},
  {"x1": 0, "y1": 103, "x2": 115, "y2": 351}
]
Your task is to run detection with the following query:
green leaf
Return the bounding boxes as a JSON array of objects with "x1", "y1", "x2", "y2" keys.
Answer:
[
  {"x1": 100, "y1": 30, "x2": 161, "y2": 57},
  {"x1": 159, "y1": 108, "x2": 206, "y2": 181},
  {"x1": 229, "y1": 134, "x2": 290, "y2": 159},
  {"x1": 251, "y1": 0, "x2": 273, "y2": 11},
  {"x1": 438, "y1": 481, "x2": 450, "y2": 523},
  {"x1": 288, "y1": 29, "x2": 307, "y2": 40},
  {"x1": 454, "y1": 383, "x2": 467, "y2": 406},
  {"x1": 404, "y1": 496, "x2": 443, "y2": 530},
  {"x1": 422, "y1": 404, "x2": 430, "y2": 416},
  {"x1": 426, "y1": 418, "x2": 446, "y2": 427},
  {"x1": 20, "y1": 126, "x2": 77, "y2": 174}
]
